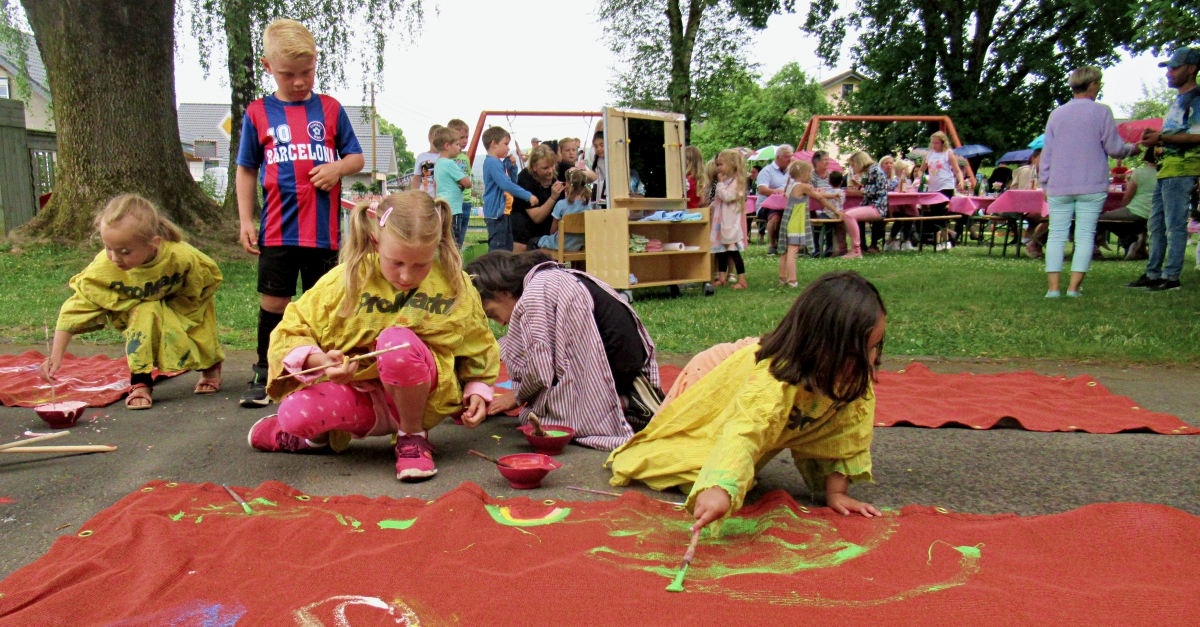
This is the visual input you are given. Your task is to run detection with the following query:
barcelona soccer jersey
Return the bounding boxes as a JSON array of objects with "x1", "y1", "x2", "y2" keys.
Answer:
[{"x1": 236, "y1": 94, "x2": 363, "y2": 249}]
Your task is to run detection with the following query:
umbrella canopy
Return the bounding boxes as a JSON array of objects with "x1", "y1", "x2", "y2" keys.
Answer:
[
  {"x1": 791, "y1": 150, "x2": 844, "y2": 172},
  {"x1": 748, "y1": 145, "x2": 778, "y2": 162},
  {"x1": 954, "y1": 144, "x2": 992, "y2": 159},
  {"x1": 997, "y1": 149, "x2": 1034, "y2": 164},
  {"x1": 1117, "y1": 118, "x2": 1162, "y2": 143},
  {"x1": 1027, "y1": 134, "x2": 1045, "y2": 150}
]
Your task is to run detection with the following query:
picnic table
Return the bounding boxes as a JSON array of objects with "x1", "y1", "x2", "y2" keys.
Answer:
[
  {"x1": 844, "y1": 191, "x2": 949, "y2": 210},
  {"x1": 948, "y1": 195, "x2": 997, "y2": 216},
  {"x1": 982, "y1": 189, "x2": 1126, "y2": 218}
]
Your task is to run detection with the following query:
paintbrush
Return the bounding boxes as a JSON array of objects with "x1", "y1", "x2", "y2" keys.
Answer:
[
  {"x1": 222, "y1": 484, "x2": 254, "y2": 515},
  {"x1": 468, "y1": 449, "x2": 514, "y2": 469},
  {"x1": 0, "y1": 431, "x2": 70, "y2": 451},
  {"x1": 44, "y1": 321, "x2": 56, "y2": 408},
  {"x1": 665, "y1": 529, "x2": 702, "y2": 592},
  {"x1": 0, "y1": 445, "x2": 116, "y2": 454},
  {"x1": 527, "y1": 412, "x2": 547, "y2": 437},
  {"x1": 275, "y1": 343, "x2": 410, "y2": 380}
]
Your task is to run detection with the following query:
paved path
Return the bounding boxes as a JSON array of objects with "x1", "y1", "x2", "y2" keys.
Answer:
[{"x1": 1, "y1": 346, "x2": 1197, "y2": 577}]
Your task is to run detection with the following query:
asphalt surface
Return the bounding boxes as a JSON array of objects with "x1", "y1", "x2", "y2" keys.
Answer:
[{"x1": 1, "y1": 346, "x2": 1198, "y2": 578}]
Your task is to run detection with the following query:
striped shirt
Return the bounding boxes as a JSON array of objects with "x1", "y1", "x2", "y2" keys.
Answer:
[{"x1": 501, "y1": 262, "x2": 660, "y2": 450}]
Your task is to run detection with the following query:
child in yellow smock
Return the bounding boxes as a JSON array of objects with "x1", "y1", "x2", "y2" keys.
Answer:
[
  {"x1": 608, "y1": 270, "x2": 886, "y2": 532},
  {"x1": 41, "y1": 194, "x2": 225, "y2": 409},
  {"x1": 249, "y1": 191, "x2": 500, "y2": 482}
]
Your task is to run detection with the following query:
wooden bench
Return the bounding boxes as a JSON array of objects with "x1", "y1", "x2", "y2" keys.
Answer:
[{"x1": 810, "y1": 215, "x2": 961, "y2": 252}]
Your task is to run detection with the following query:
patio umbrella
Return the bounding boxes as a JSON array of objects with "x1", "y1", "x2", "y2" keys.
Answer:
[
  {"x1": 954, "y1": 144, "x2": 992, "y2": 159},
  {"x1": 997, "y1": 149, "x2": 1034, "y2": 164},
  {"x1": 791, "y1": 150, "x2": 844, "y2": 172},
  {"x1": 1117, "y1": 118, "x2": 1162, "y2": 143},
  {"x1": 749, "y1": 145, "x2": 777, "y2": 161},
  {"x1": 1027, "y1": 134, "x2": 1044, "y2": 150}
]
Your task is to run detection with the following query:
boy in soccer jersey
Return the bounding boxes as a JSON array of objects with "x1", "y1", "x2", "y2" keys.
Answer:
[{"x1": 235, "y1": 19, "x2": 364, "y2": 407}]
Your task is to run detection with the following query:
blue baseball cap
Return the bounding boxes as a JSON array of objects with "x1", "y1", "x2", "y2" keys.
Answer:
[{"x1": 1159, "y1": 47, "x2": 1200, "y2": 68}]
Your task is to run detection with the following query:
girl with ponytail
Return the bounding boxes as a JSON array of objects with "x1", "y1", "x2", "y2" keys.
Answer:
[{"x1": 251, "y1": 190, "x2": 499, "y2": 482}]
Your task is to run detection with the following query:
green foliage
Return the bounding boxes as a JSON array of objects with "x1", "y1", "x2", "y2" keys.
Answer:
[
  {"x1": 1122, "y1": 79, "x2": 1175, "y2": 121},
  {"x1": 803, "y1": 0, "x2": 1136, "y2": 158},
  {"x1": 378, "y1": 115, "x2": 415, "y2": 174},
  {"x1": 350, "y1": 180, "x2": 370, "y2": 194},
  {"x1": 1126, "y1": 0, "x2": 1199, "y2": 56},
  {"x1": 0, "y1": 2, "x2": 32, "y2": 104},
  {"x1": 690, "y1": 62, "x2": 830, "y2": 158}
]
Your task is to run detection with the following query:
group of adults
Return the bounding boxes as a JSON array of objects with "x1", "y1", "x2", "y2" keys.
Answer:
[{"x1": 508, "y1": 133, "x2": 606, "y2": 252}]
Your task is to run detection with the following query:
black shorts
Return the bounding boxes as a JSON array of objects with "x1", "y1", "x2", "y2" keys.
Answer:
[{"x1": 257, "y1": 246, "x2": 339, "y2": 297}]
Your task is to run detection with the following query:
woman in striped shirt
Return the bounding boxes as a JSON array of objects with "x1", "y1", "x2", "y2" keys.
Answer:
[{"x1": 467, "y1": 251, "x2": 664, "y2": 451}]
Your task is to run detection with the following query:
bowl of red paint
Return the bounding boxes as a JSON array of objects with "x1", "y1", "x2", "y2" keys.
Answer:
[
  {"x1": 496, "y1": 453, "x2": 563, "y2": 489},
  {"x1": 33, "y1": 401, "x2": 88, "y2": 429},
  {"x1": 518, "y1": 424, "x2": 575, "y2": 456}
]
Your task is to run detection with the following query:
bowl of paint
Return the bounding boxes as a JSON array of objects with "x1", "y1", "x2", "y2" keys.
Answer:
[
  {"x1": 496, "y1": 453, "x2": 563, "y2": 489},
  {"x1": 518, "y1": 423, "x2": 575, "y2": 456},
  {"x1": 33, "y1": 401, "x2": 88, "y2": 429}
]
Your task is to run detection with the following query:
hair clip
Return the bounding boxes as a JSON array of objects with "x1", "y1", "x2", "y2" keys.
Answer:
[{"x1": 377, "y1": 206, "x2": 393, "y2": 227}]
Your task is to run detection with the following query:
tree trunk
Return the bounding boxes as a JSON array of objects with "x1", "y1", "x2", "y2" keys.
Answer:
[
  {"x1": 220, "y1": 0, "x2": 257, "y2": 216},
  {"x1": 19, "y1": 0, "x2": 219, "y2": 241}
]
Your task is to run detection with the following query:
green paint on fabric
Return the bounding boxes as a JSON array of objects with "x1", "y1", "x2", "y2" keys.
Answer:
[
  {"x1": 249, "y1": 498, "x2": 277, "y2": 507},
  {"x1": 194, "y1": 516, "x2": 203, "y2": 524},
  {"x1": 169, "y1": 512, "x2": 185, "y2": 521},
  {"x1": 378, "y1": 519, "x2": 416, "y2": 530},
  {"x1": 485, "y1": 504, "x2": 572, "y2": 527},
  {"x1": 955, "y1": 545, "x2": 981, "y2": 559}
]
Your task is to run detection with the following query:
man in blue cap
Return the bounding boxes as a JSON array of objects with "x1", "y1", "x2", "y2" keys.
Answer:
[{"x1": 1126, "y1": 46, "x2": 1200, "y2": 292}]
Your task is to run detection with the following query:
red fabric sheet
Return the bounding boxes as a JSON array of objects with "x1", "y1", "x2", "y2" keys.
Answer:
[
  {"x1": 0, "y1": 351, "x2": 181, "y2": 408},
  {"x1": 876, "y1": 363, "x2": 1198, "y2": 434},
  {"x1": 1, "y1": 480, "x2": 1196, "y2": 626}
]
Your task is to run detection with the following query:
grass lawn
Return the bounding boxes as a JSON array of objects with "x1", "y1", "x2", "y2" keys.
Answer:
[{"x1": 1, "y1": 234, "x2": 1197, "y2": 365}]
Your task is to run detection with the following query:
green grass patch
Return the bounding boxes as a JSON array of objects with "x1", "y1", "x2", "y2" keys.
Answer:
[{"x1": 1, "y1": 236, "x2": 1197, "y2": 365}]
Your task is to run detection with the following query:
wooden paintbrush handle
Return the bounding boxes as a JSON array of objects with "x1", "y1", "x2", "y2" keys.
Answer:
[
  {"x1": 468, "y1": 449, "x2": 513, "y2": 468},
  {"x1": 527, "y1": 412, "x2": 547, "y2": 437},
  {"x1": 0, "y1": 431, "x2": 70, "y2": 451},
  {"x1": 0, "y1": 445, "x2": 116, "y2": 454}
]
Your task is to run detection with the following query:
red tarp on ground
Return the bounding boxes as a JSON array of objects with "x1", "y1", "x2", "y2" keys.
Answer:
[
  {"x1": 496, "y1": 362, "x2": 1195, "y2": 435},
  {"x1": 0, "y1": 351, "x2": 181, "y2": 408},
  {"x1": 0, "y1": 480, "x2": 1197, "y2": 626},
  {"x1": 875, "y1": 363, "x2": 1198, "y2": 434}
]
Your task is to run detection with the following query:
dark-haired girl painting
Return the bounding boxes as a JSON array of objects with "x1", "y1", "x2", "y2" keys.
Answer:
[{"x1": 607, "y1": 270, "x2": 886, "y2": 532}]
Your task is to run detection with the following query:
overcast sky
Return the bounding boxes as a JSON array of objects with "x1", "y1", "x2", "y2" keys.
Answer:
[{"x1": 173, "y1": 0, "x2": 1168, "y2": 157}]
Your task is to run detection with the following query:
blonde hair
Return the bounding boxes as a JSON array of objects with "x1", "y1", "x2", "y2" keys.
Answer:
[
  {"x1": 337, "y1": 191, "x2": 462, "y2": 317},
  {"x1": 685, "y1": 146, "x2": 703, "y2": 180},
  {"x1": 700, "y1": 158, "x2": 719, "y2": 197},
  {"x1": 446, "y1": 119, "x2": 469, "y2": 135},
  {"x1": 1068, "y1": 66, "x2": 1102, "y2": 92},
  {"x1": 848, "y1": 151, "x2": 876, "y2": 172},
  {"x1": 716, "y1": 149, "x2": 748, "y2": 201},
  {"x1": 896, "y1": 160, "x2": 913, "y2": 178},
  {"x1": 928, "y1": 131, "x2": 951, "y2": 152},
  {"x1": 427, "y1": 124, "x2": 444, "y2": 141},
  {"x1": 432, "y1": 126, "x2": 460, "y2": 152},
  {"x1": 787, "y1": 160, "x2": 813, "y2": 183},
  {"x1": 527, "y1": 144, "x2": 558, "y2": 172},
  {"x1": 557, "y1": 137, "x2": 580, "y2": 159},
  {"x1": 565, "y1": 169, "x2": 591, "y2": 203},
  {"x1": 95, "y1": 193, "x2": 184, "y2": 243},
  {"x1": 262, "y1": 19, "x2": 316, "y2": 62}
]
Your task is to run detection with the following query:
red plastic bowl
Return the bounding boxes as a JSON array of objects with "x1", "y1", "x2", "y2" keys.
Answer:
[
  {"x1": 496, "y1": 453, "x2": 563, "y2": 489},
  {"x1": 517, "y1": 424, "x2": 575, "y2": 456},
  {"x1": 33, "y1": 401, "x2": 88, "y2": 429}
]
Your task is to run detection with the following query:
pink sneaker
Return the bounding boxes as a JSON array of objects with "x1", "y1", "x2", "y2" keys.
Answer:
[
  {"x1": 248, "y1": 414, "x2": 310, "y2": 452},
  {"x1": 395, "y1": 433, "x2": 437, "y2": 481}
]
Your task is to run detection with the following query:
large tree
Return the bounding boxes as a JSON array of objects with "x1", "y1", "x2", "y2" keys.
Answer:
[
  {"x1": 690, "y1": 62, "x2": 830, "y2": 158},
  {"x1": 1126, "y1": 1, "x2": 1198, "y2": 56},
  {"x1": 7, "y1": 0, "x2": 219, "y2": 240},
  {"x1": 187, "y1": 0, "x2": 425, "y2": 213},
  {"x1": 803, "y1": 0, "x2": 1135, "y2": 157},
  {"x1": 599, "y1": 0, "x2": 791, "y2": 133}
]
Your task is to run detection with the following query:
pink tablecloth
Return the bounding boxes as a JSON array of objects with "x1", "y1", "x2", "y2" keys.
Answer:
[
  {"x1": 985, "y1": 189, "x2": 1048, "y2": 216},
  {"x1": 844, "y1": 191, "x2": 949, "y2": 210},
  {"x1": 947, "y1": 195, "x2": 997, "y2": 216},
  {"x1": 1101, "y1": 190, "x2": 1126, "y2": 213}
]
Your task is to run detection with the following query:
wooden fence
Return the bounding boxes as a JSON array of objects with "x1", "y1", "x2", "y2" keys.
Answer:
[{"x1": 0, "y1": 98, "x2": 57, "y2": 233}]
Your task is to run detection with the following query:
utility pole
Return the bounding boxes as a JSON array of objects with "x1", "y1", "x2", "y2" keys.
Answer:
[{"x1": 370, "y1": 82, "x2": 379, "y2": 194}]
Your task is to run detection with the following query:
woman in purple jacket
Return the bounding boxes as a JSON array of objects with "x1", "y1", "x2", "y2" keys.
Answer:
[{"x1": 1038, "y1": 66, "x2": 1140, "y2": 297}]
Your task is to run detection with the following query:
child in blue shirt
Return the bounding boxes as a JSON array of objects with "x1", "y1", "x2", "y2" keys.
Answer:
[
  {"x1": 537, "y1": 170, "x2": 591, "y2": 251},
  {"x1": 433, "y1": 127, "x2": 471, "y2": 236},
  {"x1": 480, "y1": 126, "x2": 534, "y2": 251}
]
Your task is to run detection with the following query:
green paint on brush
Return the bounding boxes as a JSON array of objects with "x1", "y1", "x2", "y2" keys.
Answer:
[
  {"x1": 377, "y1": 519, "x2": 416, "y2": 530},
  {"x1": 665, "y1": 565, "x2": 688, "y2": 592}
]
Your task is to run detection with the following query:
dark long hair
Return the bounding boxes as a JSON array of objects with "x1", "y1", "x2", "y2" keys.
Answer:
[
  {"x1": 756, "y1": 271, "x2": 886, "y2": 403},
  {"x1": 466, "y1": 250, "x2": 553, "y2": 301}
]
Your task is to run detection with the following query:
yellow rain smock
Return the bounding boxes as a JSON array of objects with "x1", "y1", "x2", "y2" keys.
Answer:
[
  {"x1": 55, "y1": 240, "x2": 225, "y2": 374},
  {"x1": 266, "y1": 258, "x2": 499, "y2": 431},
  {"x1": 607, "y1": 344, "x2": 874, "y2": 518}
]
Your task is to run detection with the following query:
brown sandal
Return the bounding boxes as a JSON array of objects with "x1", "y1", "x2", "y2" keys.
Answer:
[
  {"x1": 194, "y1": 378, "x2": 222, "y2": 394},
  {"x1": 126, "y1": 383, "x2": 153, "y2": 410}
]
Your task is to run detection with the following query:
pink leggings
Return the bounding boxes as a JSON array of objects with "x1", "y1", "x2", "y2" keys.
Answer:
[
  {"x1": 276, "y1": 327, "x2": 436, "y2": 440},
  {"x1": 843, "y1": 208, "x2": 883, "y2": 254}
]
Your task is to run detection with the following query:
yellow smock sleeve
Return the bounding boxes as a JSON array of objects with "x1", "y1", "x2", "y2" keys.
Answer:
[
  {"x1": 265, "y1": 279, "x2": 339, "y2": 400},
  {"x1": 791, "y1": 392, "x2": 876, "y2": 495},
  {"x1": 56, "y1": 253, "x2": 124, "y2": 334},
  {"x1": 452, "y1": 274, "x2": 500, "y2": 386},
  {"x1": 685, "y1": 364, "x2": 796, "y2": 517}
]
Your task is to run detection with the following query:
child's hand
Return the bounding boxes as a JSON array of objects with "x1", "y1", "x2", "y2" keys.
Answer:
[
  {"x1": 308, "y1": 163, "x2": 341, "y2": 191},
  {"x1": 826, "y1": 492, "x2": 881, "y2": 517},
  {"x1": 322, "y1": 350, "x2": 358, "y2": 385},
  {"x1": 487, "y1": 393, "x2": 519, "y2": 416},
  {"x1": 238, "y1": 221, "x2": 260, "y2": 255},
  {"x1": 460, "y1": 394, "x2": 488, "y2": 428},
  {"x1": 39, "y1": 355, "x2": 61, "y2": 382},
  {"x1": 691, "y1": 486, "x2": 731, "y2": 533}
]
